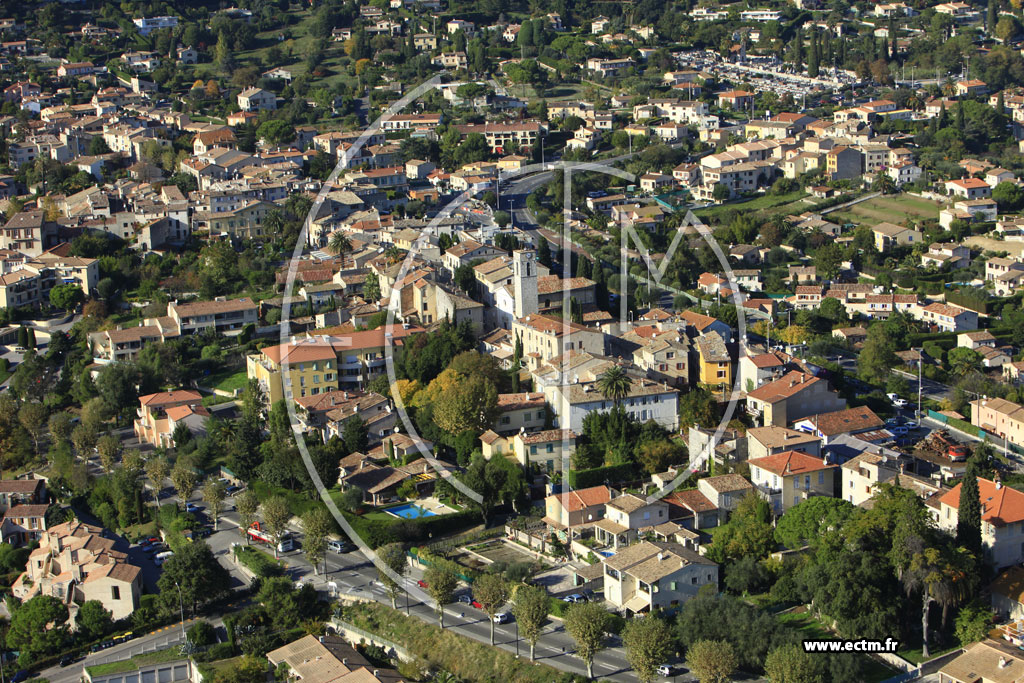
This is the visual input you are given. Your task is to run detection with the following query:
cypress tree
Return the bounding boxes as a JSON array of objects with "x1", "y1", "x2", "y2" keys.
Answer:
[
  {"x1": 957, "y1": 101, "x2": 966, "y2": 130},
  {"x1": 956, "y1": 461, "x2": 982, "y2": 555},
  {"x1": 537, "y1": 237, "x2": 551, "y2": 267},
  {"x1": 808, "y1": 30, "x2": 820, "y2": 78}
]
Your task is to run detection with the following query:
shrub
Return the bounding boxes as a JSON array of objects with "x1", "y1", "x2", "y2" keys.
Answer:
[{"x1": 234, "y1": 546, "x2": 284, "y2": 578}]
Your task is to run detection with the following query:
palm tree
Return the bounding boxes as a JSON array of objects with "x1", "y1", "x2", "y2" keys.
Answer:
[
  {"x1": 328, "y1": 231, "x2": 352, "y2": 256},
  {"x1": 901, "y1": 546, "x2": 972, "y2": 658},
  {"x1": 596, "y1": 364, "x2": 631, "y2": 404}
]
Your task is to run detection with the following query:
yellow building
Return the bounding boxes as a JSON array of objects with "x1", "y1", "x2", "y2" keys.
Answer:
[
  {"x1": 246, "y1": 339, "x2": 339, "y2": 404},
  {"x1": 247, "y1": 327, "x2": 423, "y2": 403},
  {"x1": 695, "y1": 332, "x2": 732, "y2": 395}
]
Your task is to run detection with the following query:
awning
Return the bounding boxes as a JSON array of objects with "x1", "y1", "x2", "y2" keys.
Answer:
[{"x1": 623, "y1": 594, "x2": 651, "y2": 613}]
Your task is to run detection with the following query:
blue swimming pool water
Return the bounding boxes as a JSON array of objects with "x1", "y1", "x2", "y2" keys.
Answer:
[{"x1": 386, "y1": 503, "x2": 437, "y2": 519}]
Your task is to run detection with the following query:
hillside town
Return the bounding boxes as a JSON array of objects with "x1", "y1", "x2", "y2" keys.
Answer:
[{"x1": 5, "y1": 0, "x2": 1024, "y2": 682}]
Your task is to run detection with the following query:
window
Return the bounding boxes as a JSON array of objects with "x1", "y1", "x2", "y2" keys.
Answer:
[
  {"x1": 691, "y1": 576, "x2": 698, "y2": 585},
  {"x1": 804, "y1": 475, "x2": 810, "y2": 489},
  {"x1": 818, "y1": 471, "x2": 825, "y2": 485},
  {"x1": 546, "y1": 444, "x2": 553, "y2": 453},
  {"x1": 501, "y1": 416, "x2": 510, "y2": 425},
  {"x1": 111, "y1": 586, "x2": 121, "y2": 600}
]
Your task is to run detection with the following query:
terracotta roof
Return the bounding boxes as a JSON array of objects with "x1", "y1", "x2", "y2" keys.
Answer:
[
  {"x1": 138, "y1": 389, "x2": 202, "y2": 407},
  {"x1": 665, "y1": 488, "x2": 716, "y2": 513},
  {"x1": 547, "y1": 485, "x2": 612, "y2": 512},
  {"x1": 700, "y1": 474, "x2": 753, "y2": 493},
  {"x1": 748, "y1": 450, "x2": 837, "y2": 476},
  {"x1": 746, "y1": 371, "x2": 821, "y2": 403},
  {"x1": 801, "y1": 405, "x2": 883, "y2": 436},
  {"x1": 940, "y1": 478, "x2": 1024, "y2": 527}
]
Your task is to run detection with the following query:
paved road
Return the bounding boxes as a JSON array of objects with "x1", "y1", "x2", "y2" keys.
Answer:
[{"x1": 198, "y1": 499, "x2": 692, "y2": 682}]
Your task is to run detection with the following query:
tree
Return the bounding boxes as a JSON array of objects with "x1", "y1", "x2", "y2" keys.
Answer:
[
  {"x1": 902, "y1": 546, "x2": 972, "y2": 658},
  {"x1": 48, "y1": 411, "x2": 74, "y2": 444},
  {"x1": 301, "y1": 506, "x2": 332, "y2": 575},
  {"x1": 460, "y1": 453, "x2": 526, "y2": 524},
  {"x1": 342, "y1": 416, "x2": 368, "y2": 454},
  {"x1": 18, "y1": 401, "x2": 47, "y2": 454},
  {"x1": 202, "y1": 478, "x2": 227, "y2": 531},
  {"x1": 859, "y1": 324, "x2": 899, "y2": 386},
  {"x1": 236, "y1": 489, "x2": 260, "y2": 542},
  {"x1": 49, "y1": 284, "x2": 84, "y2": 311},
  {"x1": 688, "y1": 639, "x2": 737, "y2": 683},
  {"x1": 171, "y1": 458, "x2": 198, "y2": 502},
  {"x1": 96, "y1": 433, "x2": 122, "y2": 473},
  {"x1": 77, "y1": 600, "x2": 113, "y2": 640},
  {"x1": 992, "y1": 181, "x2": 1024, "y2": 211},
  {"x1": 376, "y1": 543, "x2": 408, "y2": 609},
  {"x1": 813, "y1": 243, "x2": 844, "y2": 280},
  {"x1": 764, "y1": 643, "x2": 827, "y2": 683},
  {"x1": 563, "y1": 602, "x2": 610, "y2": 680},
  {"x1": 433, "y1": 374, "x2": 499, "y2": 434},
  {"x1": 955, "y1": 601, "x2": 994, "y2": 646},
  {"x1": 622, "y1": 616, "x2": 673, "y2": 683},
  {"x1": 328, "y1": 232, "x2": 352, "y2": 256},
  {"x1": 145, "y1": 456, "x2": 170, "y2": 495},
  {"x1": 948, "y1": 347, "x2": 982, "y2": 376},
  {"x1": 187, "y1": 620, "x2": 216, "y2": 647},
  {"x1": 956, "y1": 462, "x2": 982, "y2": 555},
  {"x1": 712, "y1": 184, "x2": 731, "y2": 202},
  {"x1": 261, "y1": 496, "x2": 291, "y2": 558},
  {"x1": 157, "y1": 541, "x2": 231, "y2": 616},
  {"x1": 774, "y1": 497, "x2": 856, "y2": 549},
  {"x1": 71, "y1": 422, "x2": 98, "y2": 458},
  {"x1": 7, "y1": 595, "x2": 69, "y2": 665},
  {"x1": 511, "y1": 584, "x2": 549, "y2": 660},
  {"x1": 596, "y1": 364, "x2": 631, "y2": 404},
  {"x1": 473, "y1": 573, "x2": 510, "y2": 645},
  {"x1": 257, "y1": 120, "x2": 295, "y2": 147},
  {"x1": 424, "y1": 563, "x2": 459, "y2": 628},
  {"x1": 635, "y1": 440, "x2": 686, "y2": 476}
]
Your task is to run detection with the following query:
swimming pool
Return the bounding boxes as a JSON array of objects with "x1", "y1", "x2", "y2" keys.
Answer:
[{"x1": 386, "y1": 503, "x2": 437, "y2": 519}]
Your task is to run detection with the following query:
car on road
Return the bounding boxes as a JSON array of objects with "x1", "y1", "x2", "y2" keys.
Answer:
[
  {"x1": 327, "y1": 539, "x2": 355, "y2": 553},
  {"x1": 657, "y1": 664, "x2": 677, "y2": 677},
  {"x1": 892, "y1": 398, "x2": 909, "y2": 409},
  {"x1": 185, "y1": 503, "x2": 203, "y2": 513},
  {"x1": 226, "y1": 485, "x2": 241, "y2": 495},
  {"x1": 60, "y1": 655, "x2": 74, "y2": 667},
  {"x1": 457, "y1": 594, "x2": 473, "y2": 604},
  {"x1": 493, "y1": 612, "x2": 510, "y2": 624},
  {"x1": 891, "y1": 426, "x2": 910, "y2": 436},
  {"x1": 562, "y1": 593, "x2": 586, "y2": 603},
  {"x1": 155, "y1": 551, "x2": 174, "y2": 566},
  {"x1": 417, "y1": 579, "x2": 428, "y2": 588}
]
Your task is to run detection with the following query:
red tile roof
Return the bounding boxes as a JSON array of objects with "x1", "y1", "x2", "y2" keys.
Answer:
[
  {"x1": 940, "y1": 478, "x2": 1024, "y2": 527},
  {"x1": 748, "y1": 450, "x2": 837, "y2": 476}
]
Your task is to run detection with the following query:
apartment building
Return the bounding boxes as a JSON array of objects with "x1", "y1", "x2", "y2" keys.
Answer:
[
  {"x1": 972, "y1": 397, "x2": 1024, "y2": 449},
  {"x1": 12, "y1": 519, "x2": 142, "y2": 622},
  {"x1": 167, "y1": 298, "x2": 258, "y2": 335},
  {"x1": 0, "y1": 250, "x2": 98, "y2": 309},
  {"x1": 89, "y1": 323, "x2": 180, "y2": 362},
  {"x1": 134, "y1": 389, "x2": 205, "y2": 448},
  {"x1": 916, "y1": 302, "x2": 978, "y2": 332},
  {"x1": 453, "y1": 122, "x2": 546, "y2": 153},
  {"x1": 595, "y1": 493, "x2": 671, "y2": 549},
  {"x1": 512, "y1": 314, "x2": 605, "y2": 369}
]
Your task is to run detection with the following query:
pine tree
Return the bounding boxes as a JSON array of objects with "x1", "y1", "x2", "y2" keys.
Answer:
[
  {"x1": 807, "y1": 30, "x2": 820, "y2": 78},
  {"x1": 956, "y1": 462, "x2": 982, "y2": 554}
]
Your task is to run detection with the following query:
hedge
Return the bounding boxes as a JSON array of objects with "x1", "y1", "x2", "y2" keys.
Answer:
[
  {"x1": 234, "y1": 545, "x2": 284, "y2": 578},
  {"x1": 567, "y1": 463, "x2": 637, "y2": 489},
  {"x1": 337, "y1": 507, "x2": 480, "y2": 549}
]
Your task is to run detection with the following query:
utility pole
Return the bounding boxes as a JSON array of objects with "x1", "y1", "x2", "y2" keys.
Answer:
[{"x1": 917, "y1": 349, "x2": 923, "y2": 426}]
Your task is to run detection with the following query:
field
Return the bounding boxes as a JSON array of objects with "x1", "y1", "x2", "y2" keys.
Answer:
[
  {"x1": 694, "y1": 190, "x2": 810, "y2": 224},
  {"x1": 827, "y1": 194, "x2": 943, "y2": 227},
  {"x1": 202, "y1": 368, "x2": 249, "y2": 394}
]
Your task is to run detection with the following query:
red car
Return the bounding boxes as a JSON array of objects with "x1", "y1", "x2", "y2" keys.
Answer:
[
  {"x1": 417, "y1": 579, "x2": 428, "y2": 588},
  {"x1": 471, "y1": 600, "x2": 483, "y2": 609}
]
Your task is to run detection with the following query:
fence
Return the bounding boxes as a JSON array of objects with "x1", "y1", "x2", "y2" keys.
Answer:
[
  {"x1": 329, "y1": 618, "x2": 413, "y2": 662},
  {"x1": 927, "y1": 410, "x2": 1024, "y2": 459}
]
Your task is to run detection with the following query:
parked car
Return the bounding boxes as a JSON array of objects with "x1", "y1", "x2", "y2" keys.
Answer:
[
  {"x1": 155, "y1": 551, "x2": 174, "y2": 566},
  {"x1": 471, "y1": 599, "x2": 483, "y2": 609},
  {"x1": 194, "y1": 528, "x2": 212, "y2": 539},
  {"x1": 892, "y1": 398, "x2": 909, "y2": 409},
  {"x1": 185, "y1": 503, "x2": 202, "y2": 513},
  {"x1": 60, "y1": 655, "x2": 74, "y2": 667},
  {"x1": 417, "y1": 579, "x2": 428, "y2": 588},
  {"x1": 949, "y1": 444, "x2": 970, "y2": 461},
  {"x1": 457, "y1": 594, "x2": 473, "y2": 604},
  {"x1": 891, "y1": 426, "x2": 910, "y2": 436},
  {"x1": 226, "y1": 485, "x2": 241, "y2": 495},
  {"x1": 562, "y1": 594, "x2": 586, "y2": 603},
  {"x1": 657, "y1": 664, "x2": 676, "y2": 677},
  {"x1": 493, "y1": 612, "x2": 510, "y2": 624}
]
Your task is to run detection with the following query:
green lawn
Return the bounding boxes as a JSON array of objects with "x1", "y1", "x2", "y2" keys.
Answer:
[
  {"x1": 829, "y1": 193, "x2": 943, "y2": 227},
  {"x1": 694, "y1": 190, "x2": 808, "y2": 224},
  {"x1": 202, "y1": 368, "x2": 248, "y2": 394},
  {"x1": 776, "y1": 608, "x2": 833, "y2": 640},
  {"x1": 86, "y1": 647, "x2": 185, "y2": 676}
]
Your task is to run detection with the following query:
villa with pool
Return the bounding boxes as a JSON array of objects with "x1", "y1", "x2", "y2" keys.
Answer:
[{"x1": 339, "y1": 445, "x2": 457, "y2": 507}]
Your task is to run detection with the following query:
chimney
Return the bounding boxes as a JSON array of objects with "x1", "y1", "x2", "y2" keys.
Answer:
[
  {"x1": 1000, "y1": 657, "x2": 1008, "y2": 669},
  {"x1": 657, "y1": 552, "x2": 664, "y2": 561}
]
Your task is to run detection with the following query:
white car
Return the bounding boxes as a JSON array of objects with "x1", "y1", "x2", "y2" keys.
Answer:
[
  {"x1": 892, "y1": 398, "x2": 909, "y2": 409},
  {"x1": 657, "y1": 664, "x2": 676, "y2": 677},
  {"x1": 493, "y1": 612, "x2": 510, "y2": 624}
]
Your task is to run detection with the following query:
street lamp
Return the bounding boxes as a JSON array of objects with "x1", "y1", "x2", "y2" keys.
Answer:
[{"x1": 174, "y1": 581, "x2": 189, "y2": 654}]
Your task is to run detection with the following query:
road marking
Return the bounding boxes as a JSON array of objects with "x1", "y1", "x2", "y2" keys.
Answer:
[{"x1": 598, "y1": 662, "x2": 617, "y2": 671}]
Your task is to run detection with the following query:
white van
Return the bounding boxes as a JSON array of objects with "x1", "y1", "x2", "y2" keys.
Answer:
[{"x1": 155, "y1": 551, "x2": 174, "y2": 566}]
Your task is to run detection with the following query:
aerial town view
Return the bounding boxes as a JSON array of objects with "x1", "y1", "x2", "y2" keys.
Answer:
[{"x1": 6, "y1": 0, "x2": 1024, "y2": 681}]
